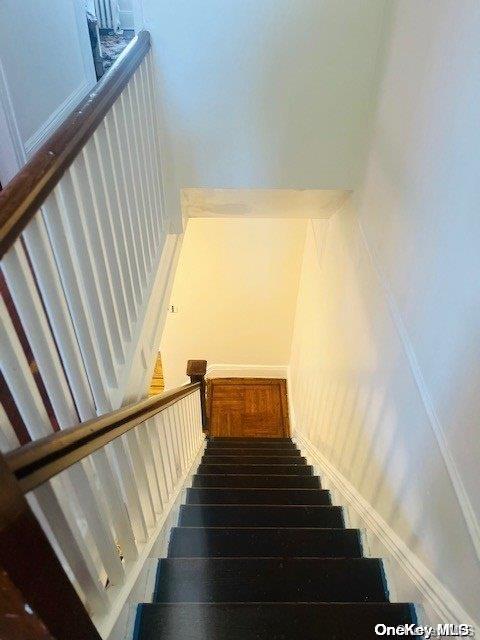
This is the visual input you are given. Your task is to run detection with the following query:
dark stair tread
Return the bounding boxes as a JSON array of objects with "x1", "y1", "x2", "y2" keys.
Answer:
[
  {"x1": 202, "y1": 454, "x2": 307, "y2": 466},
  {"x1": 209, "y1": 438, "x2": 293, "y2": 442},
  {"x1": 206, "y1": 441, "x2": 297, "y2": 445},
  {"x1": 178, "y1": 504, "x2": 344, "y2": 527},
  {"x1": 136, "y1": 602, "x2": 417, "y2": 640},
  {"x1": 203, "y1": 447, "x2": 301, "y2": 456},
  {"x1": 202, "y1": 455, "x2": 307, "y2": 465},
  {"x1": 197, "y1": 464, "x2": 314, "y2": 475},
  {"x1": 186, "y1": 488, "x2": 331, "y2": 505},
  {"x1": 153, "y1": 558, "x2": 389, "y2": 603},
  {"x1": 206, "y1": 441, "x2": 298, "y2": 449},
  {"x1": 192, "y1": 474, "x2": 322, "y2": 488},
  {"x1": 169, "y1": 527, "x2": 362, "y2": 557}
]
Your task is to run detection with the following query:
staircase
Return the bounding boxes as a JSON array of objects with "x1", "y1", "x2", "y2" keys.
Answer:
[{"x1": 135, "y1": 437, "x2": 417, "y2": 639}]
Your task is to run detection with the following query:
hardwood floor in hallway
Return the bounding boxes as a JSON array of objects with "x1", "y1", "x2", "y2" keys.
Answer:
[{"x1": 207, "y1": 378, "x2": 290, "y2": 438}]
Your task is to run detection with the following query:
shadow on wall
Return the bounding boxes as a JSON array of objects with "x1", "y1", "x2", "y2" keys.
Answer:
[{"x1": 289, "y1": 210, "x2": 480, "y2": 625}]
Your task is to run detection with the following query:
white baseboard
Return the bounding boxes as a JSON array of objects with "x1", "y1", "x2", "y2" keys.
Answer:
[
  {"x1": 293, "y1": 430, "x2": 478, "y2": 628},
  {"x1": 206, "y1": 363, "x2": 288, "y2": 379},
  {"x1": 24, "y1": 80, "x2": 92, "y2": 156}
]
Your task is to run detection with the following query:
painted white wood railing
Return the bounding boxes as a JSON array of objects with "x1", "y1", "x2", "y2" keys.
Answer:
[
  {"x1": 0, "y1": 36, "x2": 173, "y2": 451},
  {"x1": 27, "y1": 388, "x2": 205, "y2": 637},
  {"x1": 0, "y1": 32, "x2": 200, "y2": 639}
]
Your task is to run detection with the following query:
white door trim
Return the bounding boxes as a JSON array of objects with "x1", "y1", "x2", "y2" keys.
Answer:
[{"x1": 0, "y1": 59, "x2": 25, "y2": 185}]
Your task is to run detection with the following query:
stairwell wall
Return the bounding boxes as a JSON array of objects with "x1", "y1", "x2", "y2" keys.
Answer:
[
  {"x1": 160, "y1": 217, "x2": 306, "y2": 389},
  {"x1": 288, "y1": 0, "x2": 480, "y2": 626}
]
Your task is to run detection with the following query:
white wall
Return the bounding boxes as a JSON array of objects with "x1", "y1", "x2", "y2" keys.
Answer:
[
  {"x1": 118, "y1": 0, "x2": 134, "y2": 30},
  {"x1": 0, "y1": 0, "x2": 96, "y2": 170},
  {"x1": 160, "y1": 218, "x2": 306, "y2": 388},
  {"x1": 289, "y1": 0, "x2": 480, "y2": 625},
  {"x1": 142, "y1": 0, "x2": 388, "y2": 227}
]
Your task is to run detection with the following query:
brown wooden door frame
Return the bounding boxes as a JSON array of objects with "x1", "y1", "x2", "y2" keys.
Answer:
[{"x1": 207, "y1": 377, "x2": 290, "y2": 438}]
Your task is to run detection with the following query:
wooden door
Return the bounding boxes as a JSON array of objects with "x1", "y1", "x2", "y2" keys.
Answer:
[{"x1": 208, "y1": 378, "x2": 290, "y2": 438}]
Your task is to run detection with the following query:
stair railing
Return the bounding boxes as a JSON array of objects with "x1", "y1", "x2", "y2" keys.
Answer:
[
  {"x1": 0, "y1": 30, "x2": 170, "y2": 447},
  {"x1": 0, "y1": 360, "x2": 208, "y2": 640},
  {"x1": 0, "y1": 28, "x2": 206, "y2": 639}
]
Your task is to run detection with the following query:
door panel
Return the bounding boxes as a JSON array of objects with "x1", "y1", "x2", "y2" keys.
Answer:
[{"x1": 208, "y1": 378, "x2": 290, "y2": 438}]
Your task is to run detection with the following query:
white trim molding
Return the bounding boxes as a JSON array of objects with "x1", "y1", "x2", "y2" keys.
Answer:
[
  {"x1": 293, "y1": 430, "x2": 478, "y2": 628},
  {"x1": 24, "y1": 80, "x2": 93, "y2": 157},
  {"x1": 358, "y1": 219, "x2": 480, "y2": 562},
  {"x1": 206, "y1": 363, "x2": 288, "y2": 379}
]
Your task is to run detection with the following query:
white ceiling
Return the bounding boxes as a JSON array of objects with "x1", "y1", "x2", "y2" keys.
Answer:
[
  {"x1": 143, "y1": 0, "x2": 389, "y2": 227},
  {"x1": 182, "y1": 188, "x2": 352, "y2": 219}
]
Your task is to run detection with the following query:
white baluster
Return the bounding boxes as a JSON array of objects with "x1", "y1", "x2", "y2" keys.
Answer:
[
  {"x1": 189, "y1": 397, "x2": 196, "y2": 451},
  {"x1": 112, "y1": 436, "x2": 149, "y2": 543},
  {"x1": 187, "y1": 395, "x2": 195, "y2": 459},
  {"x1": 2, "y1": 242, "x2": 78, "y2": 427},
  {"x1": 131, "y1": 71, "x2": 156, "y2": 260},
  {"x1": 48, "y1": 184, "x2": 119, "y2": 387},
  {"x1": 156, "y1": 411, "x2": 175, "y2": 496},
  {"x1": 137, "y1": 62, "x2": 161, "y2": 247},
  {"x1": 68, "y1": 460, "x2": 125, "y2": 586},
  {"x1": 145, "y1": 54, "x2": 167, "y2": 233},
  {"x1": 194, "y1": 391, "x2": 204, "y2": 446},
  {"x1": 135, "y1": 421, "x2": 163, "y2": 513},
  {"x1": 124, "y1": 86, "x2": 152, "y2": 273},
  {"x1": 186, "y1": 395, "x2": 195, "y2": 458},
  {"x1": 93, "y1": 121, "x2": 137, "y2": 323},
  {"x1": 0, "y1": 296, "x2": 52, "y2": 439},
  {"x1": 90, "y1": 448, "x2": 138, "y2": 561},
  {"x1": 180, "y1": 395, "x2": 193, "y2": 461},
  {"x1": 32, "y1": 480, "x2": 110, "y2": 615},
  {"x1": 137, "y1": 64, "x2": 162, "y2": 250},
  {"x1": 181, "y1": 399, "x2": 191, "y2": 465},
  {"x1": 163, "y1": 407, "x2": 181, "y2": 487},
  {"x1": 173, "y1": 402, "x2": 187, "y2": 472},
  {"x1": 107, "y1": 105, "x2": 143, "y2": 306},
  {"x1": 83, "y1": 136, "x2": 131, "y2": 343},
  {"x1": 69, "y1": 159, "x2": 125, "y2": 365},
  {"x1": 21, "y1": 216, "x2": 95, "y2": 420},
  {"x1": 147, "y1": 416, "x2": 169, "y2": 503},
  {"x1": 41, "y1": 193, "x2": 112, "y2": 400},
  {"x1": 117, "y1": 93, "x2": 149, "y2": 282},
  {"x1": 124, "y1": 430, "x2": 156, "y2": 528},
  {"x1": 166, "y1": 404, "x2": 182, "y2": 476},
  {"x1": 189, "y1": 393, "x2": 198, "y2": 455}
]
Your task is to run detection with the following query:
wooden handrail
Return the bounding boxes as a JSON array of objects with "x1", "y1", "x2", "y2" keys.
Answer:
[
  {"x1": 187, "y1": 359, "x2": 208, "y2": 431},
  {"x1": 6, "y1": 382, "x2": 199, "y2": 494},
  {"x1": 0, "y1": 454, "x2": 102, "y2": 640},
  {"x1": 0, "y1": 360, "x2": 207, "y2": 639},
  {"x1": 0, "y1": 30, "x2": 151, "y2": 259}
]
